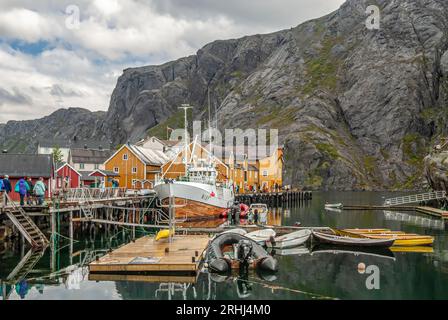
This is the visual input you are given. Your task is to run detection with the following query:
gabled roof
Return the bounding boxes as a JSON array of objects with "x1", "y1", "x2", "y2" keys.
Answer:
[
  {"x1": 0, "y1": 154, "x2": 53, "y2": 177},
  {"x1": 136, "y1": 136, "x2": 182, "y2": 148},
  {"x1": 79, "y1": 171, "x2": 97, "y2": 181},
  {"x1": 70, "y1": 148, "x2": 113, "y2": 164},
  {"x1": 56, "y1": 163, "x2": 81, "y2": 176},
  {"x1": 105, "y1": 144, "x2": 172, "y2": 167},
  {"x1": 89, "y1": 169, "x2": 119, "y2": 177},
  {"x1": 129, "y1": 145, "x2": 171, "y2": 166}
]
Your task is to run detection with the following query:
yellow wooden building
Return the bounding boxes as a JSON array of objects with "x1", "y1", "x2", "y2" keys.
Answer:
[
  {"x1": 211, "y1": 145, "x2": 284, "y2": 193},
  {"x1": 104, "y1": 144, "x2": 171, "y2": 189}
]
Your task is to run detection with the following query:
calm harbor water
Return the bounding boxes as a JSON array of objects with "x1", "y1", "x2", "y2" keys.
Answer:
[{"x1": 1, "y1": 192, "x2": 447, "y2": 300}]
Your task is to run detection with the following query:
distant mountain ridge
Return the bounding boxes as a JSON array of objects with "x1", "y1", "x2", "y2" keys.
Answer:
[{"x1": 2, "y1": 0, "x2": 448, "y2": 191}]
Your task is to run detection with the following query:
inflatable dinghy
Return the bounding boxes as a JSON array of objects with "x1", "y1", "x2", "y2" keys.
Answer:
[{"x1": 206, "y1": 232, "x2": 278, "y2": 273}]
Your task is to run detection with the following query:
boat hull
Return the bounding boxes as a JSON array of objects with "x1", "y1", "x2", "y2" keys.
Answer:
[
  {"x1": 155, "y1": 181, "x2": 234, "y2": 221},
  {"x1": 312, "y1": 231, "x2": 395, "y2": 248}
]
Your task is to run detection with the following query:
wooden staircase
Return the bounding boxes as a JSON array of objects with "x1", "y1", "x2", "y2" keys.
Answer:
[
  {"x1": 2, "y1": 193, "x2": 48, "y2": 248},
  {"x1": 6, "y1": 248, "x2": 46, "y2": 283}
]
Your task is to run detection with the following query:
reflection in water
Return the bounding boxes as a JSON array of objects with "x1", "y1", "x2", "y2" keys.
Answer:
[
  {"x1": 383, "y1": 211, "x2": 445, "y2": 230},
  {"x1": 1, "y1": 192, "x2": 448, "y2": 300}
]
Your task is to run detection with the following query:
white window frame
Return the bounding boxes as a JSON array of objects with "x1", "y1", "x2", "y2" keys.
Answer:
[
  {"x1": 262, "y1": 170, "x2": 268, "y2": 177},
  {"x1": 132, "y1": 167, "x2": 137, "y2": 174},
  {"x1": 79, "y1": 163, "x2": 85, "y2": 170},
  {"x1": 114, "y1": 167, "x2": 119, "y2": 173},
  {"x1": 123, "y1": 154, "x2": 128, "y2": 161}
]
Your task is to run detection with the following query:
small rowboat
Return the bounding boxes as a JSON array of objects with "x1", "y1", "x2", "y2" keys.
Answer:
[
  {"x1": 341, "y1": 229, "x2": 434, "y2": 246},
  {"x1": 246, "y1": 229, "x2": 276, "y2": 246},
  {"x1": 266, "y1": 229, "x2": 312, "y2": 249},
  {"x1": 325, "y1": 203, "x2": 343, "y2": 209},
  {"x1": 312, "y1": 229, "x2": 395, "y2": 248}
]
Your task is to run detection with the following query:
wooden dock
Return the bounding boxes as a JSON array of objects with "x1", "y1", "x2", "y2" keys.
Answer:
[
  {"x1": 416, "y1": 207, "x2": 448, "y2": 219},
  {"x1": 235, "y1": 191, "x2": 312, "y2": 207},
  {"x1": 89, "y1": 235, "x2": 210, "y2": 274}
]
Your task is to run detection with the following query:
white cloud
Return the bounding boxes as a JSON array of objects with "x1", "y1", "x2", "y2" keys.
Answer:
[{"x1": 0, "y1": 0, "x2": 346, "y2": 122}]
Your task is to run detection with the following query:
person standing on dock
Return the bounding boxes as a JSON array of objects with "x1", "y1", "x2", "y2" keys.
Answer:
[
  {"x1": 33, "y1": 177, "x2": 46, "y2": 205},
  {"x1": 0, "y1": 176, "x2": 11, "y2": 206},
  {"x1": 15, "y1": 177, "x2": 30, "y2": 206},
  {"x1": 26, "y1": 177, "x2": 34, "y2": 205}
]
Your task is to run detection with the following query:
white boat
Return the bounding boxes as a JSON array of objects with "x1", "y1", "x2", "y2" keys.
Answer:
[
  {"x1": 246, "y1": 229, "x2": 276, "y2": 245},
  {"x1": 154, "y1": 107, "x2": 234, "y2": 221},
  {"x1": 324, "y1": 203, "x2": 343, "y2": 209},
  {"x1": 269, "y1": 247, "x2": 310, "y2": 256},
  {"x1": 266, "y1": 229, "x2": 312, "y2": 249}
]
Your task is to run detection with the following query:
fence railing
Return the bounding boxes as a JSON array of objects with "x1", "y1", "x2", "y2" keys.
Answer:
[
  {"x1": 58, "y1": 188, "x2": 128, "y2": 202},
  {"x1": 384, "y1": 191, "x2": 446, "y2": 206}
]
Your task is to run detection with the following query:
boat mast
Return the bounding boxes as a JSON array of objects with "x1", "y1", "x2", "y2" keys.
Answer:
[
  {"x1": 208, "y1": 88, "x2": 213, "y2": 166},
  {"x1": 179, "y1": 104, "x2": 192, "y2": 176}
]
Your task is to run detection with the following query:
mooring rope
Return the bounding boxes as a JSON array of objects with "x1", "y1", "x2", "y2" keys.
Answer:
[{"x1": 246, "y1": 276, "x2": 338, "y2": 300}]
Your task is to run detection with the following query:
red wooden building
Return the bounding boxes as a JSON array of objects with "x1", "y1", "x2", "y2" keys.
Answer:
[
  {"x1": 0, "y1": 154, "x2": 54, "y2": 202},
  {"x1": 56, "y1": 163, "x2": 81, "y2": 189}
]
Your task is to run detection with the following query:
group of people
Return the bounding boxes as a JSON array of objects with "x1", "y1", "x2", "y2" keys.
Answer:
[
  {"x1": 235, "y1": 183, "x2": 281, "y2": 195},
  {"x1": 0, "y1": 176, "x2": 47, "y2": 206}
]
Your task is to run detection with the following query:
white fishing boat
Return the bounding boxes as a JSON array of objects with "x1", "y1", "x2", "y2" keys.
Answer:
[
  {"x1": 266, "y1": 229, "x2": 312, "y2": 249},
  {"x1": 154, "y1": 105, "x2": 234, "y2": 221},
  {"x1": 246, "y1": 229, "x2": 276, "y2": 245}
]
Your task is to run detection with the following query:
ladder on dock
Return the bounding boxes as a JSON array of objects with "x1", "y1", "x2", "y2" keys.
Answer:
[
  {"x1": 2, "y1": 194, "x2": 49, "y2": 248},
  {"x1": 79, "y1": 189, "x2": 94, "y2": 220},
  {"x1": 384, "y1": 191, "x2": 446, "y2": 206}
]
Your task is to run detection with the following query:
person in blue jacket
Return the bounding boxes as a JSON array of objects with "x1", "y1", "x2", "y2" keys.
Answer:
[
  {"x1": 1, "y1": 176, "x2": 12, "y2": 205},
  {"x1": 3, "y1": 176, "x2": 11, "y2": 193},
  {"x1": 15, "y1": 177, "x2": 30, "y2": 206}
]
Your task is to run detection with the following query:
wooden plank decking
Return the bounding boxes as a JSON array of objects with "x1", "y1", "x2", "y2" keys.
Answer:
[
  {"x1": 89, "y1": 235, "x2": 210, "y2": 274},
  {"x1": 416, "y1": 206, "x2": 448, "y2": 219},
  {"x1": 88, "y1": 273, "x2": 198, "y2": 284}
]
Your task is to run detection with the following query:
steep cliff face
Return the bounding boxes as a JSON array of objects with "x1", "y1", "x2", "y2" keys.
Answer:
[{"x1": 2, "y1": 0, "x2": 448, "y2": 190}]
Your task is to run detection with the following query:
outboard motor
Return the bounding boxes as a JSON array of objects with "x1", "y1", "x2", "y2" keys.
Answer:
[{"x1": 236, "y1": 239, "x2": 253, "y2": 265}]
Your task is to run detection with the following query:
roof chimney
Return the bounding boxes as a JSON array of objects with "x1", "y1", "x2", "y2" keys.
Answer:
[
  {"x1": 99, "y1": 145, "x2": 103, "y2": 150},
  {"x1": 84, "y1": 144, "x2": 88, "y2": 149}
]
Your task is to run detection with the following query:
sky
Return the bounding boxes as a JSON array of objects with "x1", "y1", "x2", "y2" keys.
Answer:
[{"x1": 0, "y1": 0, "x2": 345, "y2": 123}]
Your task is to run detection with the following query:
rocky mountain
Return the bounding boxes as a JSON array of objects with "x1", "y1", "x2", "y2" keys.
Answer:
[
  {"x1": 0, "y1": 108, "x2": 107, "y2": 153},
  {"x1": 2, "y1": 0, "x2": 448, "y2": 191}
]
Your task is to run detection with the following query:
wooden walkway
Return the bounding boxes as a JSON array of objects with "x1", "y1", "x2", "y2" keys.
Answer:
[{"x1": 89, "y1": 235, "x2": 210, "y2": 274}]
